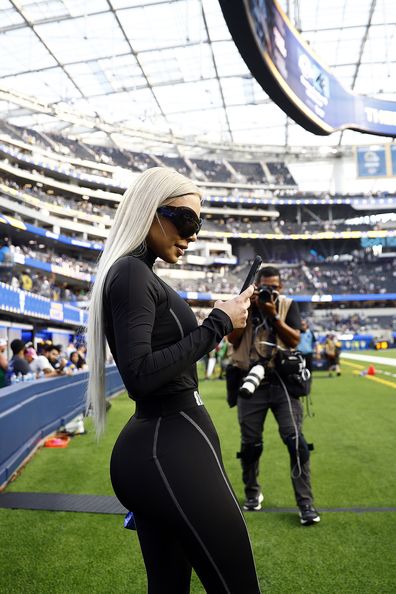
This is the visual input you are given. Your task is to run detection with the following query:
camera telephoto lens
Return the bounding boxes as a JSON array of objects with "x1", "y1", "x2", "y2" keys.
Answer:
[{"x1": 238, "y1": 364, "x2": 265, "y2": 398}]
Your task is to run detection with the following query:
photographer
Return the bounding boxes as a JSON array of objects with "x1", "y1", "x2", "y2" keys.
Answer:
[{"x1": 228, "y1": 266, "x2": 320, "y2": 526}]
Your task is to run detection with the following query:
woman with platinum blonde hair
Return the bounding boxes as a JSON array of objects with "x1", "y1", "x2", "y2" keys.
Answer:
[{"x1": 86, "y1": 167, "x2": 261, "y2": 594}]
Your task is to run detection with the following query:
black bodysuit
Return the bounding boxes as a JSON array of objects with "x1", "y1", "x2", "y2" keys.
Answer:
[{"x1": 104, "y1": 250, "x2": 261, "y2": 594}]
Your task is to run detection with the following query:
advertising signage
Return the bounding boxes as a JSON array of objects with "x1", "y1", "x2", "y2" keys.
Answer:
[
  {"x1": 219, "y1": 0, "x2": 396, "y2": 137},
  {"x1": 356, "y1": 147, "x2": 387, "y2": 177}
]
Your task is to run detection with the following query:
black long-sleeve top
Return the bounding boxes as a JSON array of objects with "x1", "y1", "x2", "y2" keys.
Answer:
[{"x1": 103, "y1": 249, "x2": 233, "y2": 401}]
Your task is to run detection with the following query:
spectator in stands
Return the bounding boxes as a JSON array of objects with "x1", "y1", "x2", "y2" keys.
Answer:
[
  {"x1": 65, "y1": 351, "x2": 78, "y2": 371},
  {"x1": 40, "y1": 276, "x2": 51, "y2": 298},
  {"x1": 42, "y1": 345, "x2": 69, "y2": 376},
  {"x1": 0, "y1": 243, "x2": 12, "y2": 264},
  {"x1": 75, "y1": 343, "x2": 84, "y2": 357},
  {"x1": 20, "y1": 270, "x2": 33, "y2": 292},
  {"x1": 24, "y1": 347, "x2": 54, "y2": 378},
  {"x1": 228, "y1": 266, "x2": 320, "y2": 525},
  {"x1": 297, "y1": 319, "x2": 318, "y2": 394},
  {"x1": 65, "y1": 351, "x2": 86, "y2": 371},
  {"x1": 65, "y1": 341, "x2": 76, "y2": 357},
  {"x1": 0, "y1": 338, "x2": 8, "y2": 388},
  {"x1": 9, "y1": 339, "x2": 30, "y2": 379},
  {"x1": 11, "y1": 275, "x2": 20, "y2": 290},
  {"x1": 76, "y1": 344, "x2": 87, "y2": 366}
]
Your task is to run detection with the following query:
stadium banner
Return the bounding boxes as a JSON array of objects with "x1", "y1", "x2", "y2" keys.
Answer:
[
  {"x1": 219, "y1": 0, "x2": 396, "y2": 137},
  {"x1": 356, "y1": 146, "x2": 388, "y2": 177},
  {"x1": 0, "y1": 366, "x2": 124, "y2": 488}
]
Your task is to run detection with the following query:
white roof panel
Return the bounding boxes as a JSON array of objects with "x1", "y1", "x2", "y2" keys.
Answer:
[{"x1": 0, "y1": 0, "x2": 395, "y2": 154}]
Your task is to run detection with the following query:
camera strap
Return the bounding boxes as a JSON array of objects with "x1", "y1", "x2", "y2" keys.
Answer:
[{"x1": 251, "y1": 308, "x2": 275, "y2": 362}]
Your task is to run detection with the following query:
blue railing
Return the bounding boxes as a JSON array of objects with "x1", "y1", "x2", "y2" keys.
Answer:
[{"x1": 0, "y1": 365, "x2": 124, "y2": 488}]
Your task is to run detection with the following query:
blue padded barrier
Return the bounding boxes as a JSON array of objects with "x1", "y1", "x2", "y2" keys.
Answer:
[{"x1": 0, "y1": 365, "x2": 124, "y2": 487}]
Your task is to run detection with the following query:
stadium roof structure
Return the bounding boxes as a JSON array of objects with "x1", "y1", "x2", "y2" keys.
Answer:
[{"x1": 0, "y1": 0, "x2": 395, "y2": 157}]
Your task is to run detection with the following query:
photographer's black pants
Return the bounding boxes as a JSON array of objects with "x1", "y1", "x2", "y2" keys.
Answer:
[
  {"x1": 237, "y1": 384, "x2": 314, "y2": 507},
  {"x1": 110, "y1": 393, "x2": 261, "y2": 594}
]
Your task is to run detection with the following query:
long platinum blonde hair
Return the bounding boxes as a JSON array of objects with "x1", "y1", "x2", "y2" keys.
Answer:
[{"x1": 86, "y1": 167, "x2": 201, "y2": 437}]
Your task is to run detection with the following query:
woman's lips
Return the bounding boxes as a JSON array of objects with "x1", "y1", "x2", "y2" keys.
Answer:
[{"x1": 175, "y1": 244, "x2": 187, "y2": 257}]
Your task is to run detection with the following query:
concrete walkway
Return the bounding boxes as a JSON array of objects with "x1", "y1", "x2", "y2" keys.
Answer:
[{"x1": 342, "y1": 352, "x2": 396, "y2": 367}]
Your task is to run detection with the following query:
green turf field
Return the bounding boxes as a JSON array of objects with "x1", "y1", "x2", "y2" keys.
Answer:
[
  {"x1": 363, "y1": 349, "x2": 396, "y2": 360},
  {"x1": 1, "y1": 362, "x2": 396, "y2": 594}
]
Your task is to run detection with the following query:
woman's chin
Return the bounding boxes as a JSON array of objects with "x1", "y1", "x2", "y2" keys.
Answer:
[{"x1": 161, "y1": 253, "x2": 178, "y2": 264}]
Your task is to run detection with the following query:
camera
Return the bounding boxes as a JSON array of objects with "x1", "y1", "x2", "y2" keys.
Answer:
[
  {"x1": 258, "y1": 286, "x2": 279, "y2": 303},
  {"x1": 238, "y1": 364, "x2": 266, "y2": 399}
]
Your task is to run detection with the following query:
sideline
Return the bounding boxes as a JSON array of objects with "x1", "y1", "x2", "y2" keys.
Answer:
[
  {"x1": 0, "y1": 492, "x2": 395, "y2": 515},
  {"x1": 342, "y1": 352, "x2": 396, "y2": 367}
]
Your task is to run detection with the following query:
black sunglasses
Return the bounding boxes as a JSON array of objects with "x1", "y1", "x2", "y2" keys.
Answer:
[{"x1": 157, "y1": 205, "x2": 202, "y2": 239}]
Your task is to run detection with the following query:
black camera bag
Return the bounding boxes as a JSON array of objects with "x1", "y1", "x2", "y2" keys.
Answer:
[{"x1": 274, "y1": 350, "x2": 310, "y2": 398}]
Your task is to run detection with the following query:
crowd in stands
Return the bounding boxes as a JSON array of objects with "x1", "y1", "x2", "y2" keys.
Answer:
[
  {"x1": 0, "y1": 338, "x2": 87, "y2": 388},
  {"x1": 304, "y1": 256, "x2": 396, "y2": 294},
  {"x1": 229, "y1": 160, "x2": 268, "y2": 184},
  {"x1": 6, "y1": 270, "x2": 89, "y2": 302},
  {"x1": 1, "y1": 229, "x2": 395, "y2": 303},
  {"x1": 1, "y1": 119, "x2": 297, "y2": 187},
  {"x1": 203, "y1": 217, "x2": 275, "y2": 235},
  {"x1": 267, "y1": 161, "x2": 296, "y2": 185},
  {"x1": 157, "y1": 251, "x2": 396, "y2": 297},
  {"x1": 0, "y1": 241, "x2": 95, "y2": 275},
  {"x1": 311, "y1": 311, "x2": 395, "y2": 334},
  {"x1": 4, "y1": 170, "x2": 388, "y2": 242},
  {"x1": 0, "y1": 242, "x2": 91, "y2": 302},
  {"x1": 158, "y1": 155, "x2": 191, "y2": 177},
  {"x1": 170, "y1": 276, "x2": 240, "y2": 295},
  {"x1": 1, "y1": 119, "x2": 395, "y2": 310},
  {"x1": 0, "y1": 176, "x2": 117, "y2": 221},
  {"x1": 191, "y1": 159, "x2": 232, "y2": 183}
]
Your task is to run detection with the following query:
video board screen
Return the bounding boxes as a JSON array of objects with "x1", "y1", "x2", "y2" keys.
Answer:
[{"x1": 219, "y1": 0, "x2": 396, "y2": 137}]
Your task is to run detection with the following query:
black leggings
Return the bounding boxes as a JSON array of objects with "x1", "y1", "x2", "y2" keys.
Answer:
[{"x1": 110, "y1": 393, "x2": 261, "y2": 594}]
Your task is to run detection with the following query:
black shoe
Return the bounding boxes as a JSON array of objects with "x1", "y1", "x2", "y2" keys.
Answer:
[
  {"x1": 243, "y1": 493, "x2": 264, "y2": 511},
  {"x1": 299, "y1": 504, "x2": 320, "y2": 526}
]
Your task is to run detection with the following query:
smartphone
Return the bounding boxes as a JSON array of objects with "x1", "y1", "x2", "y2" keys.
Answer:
[{"x1": 240, "y1": 255, "x2": 262, "y2": 294}]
